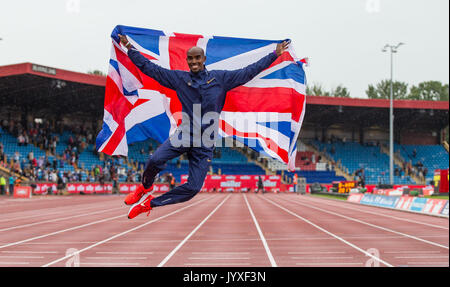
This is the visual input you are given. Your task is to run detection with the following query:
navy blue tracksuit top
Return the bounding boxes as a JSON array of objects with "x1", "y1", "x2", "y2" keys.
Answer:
[{"x1": 127, "y1": 47, "x2": 278, "y2": 207}]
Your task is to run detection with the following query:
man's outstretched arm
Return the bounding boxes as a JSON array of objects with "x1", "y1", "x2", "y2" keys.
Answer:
[
  {"x1": 221, "y1": 41, "x2": 290, "y2": 91},
  {"x1": 118, "y1": 34, "x2": 180, "y2": 90}
]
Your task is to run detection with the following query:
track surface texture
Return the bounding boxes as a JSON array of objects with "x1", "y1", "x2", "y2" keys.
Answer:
[{"x1": 0, "y1": 193, "x2": 448, "y2": 267}]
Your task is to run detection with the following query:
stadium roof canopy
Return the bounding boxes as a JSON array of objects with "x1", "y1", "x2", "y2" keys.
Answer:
[
  {"x1": 0, "y1": 62, "x2": 448, "y2": 131},
  {"x1": 0, "y1": 62, "x2": 106, "y2": 120},
  {"x1": 305, "y1": 95, "x2": 448, "y2": 131}
]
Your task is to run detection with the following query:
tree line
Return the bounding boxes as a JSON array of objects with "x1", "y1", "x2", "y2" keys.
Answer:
[{"x1": 307, "y1": 80, "x2": 449, "y2": 101}]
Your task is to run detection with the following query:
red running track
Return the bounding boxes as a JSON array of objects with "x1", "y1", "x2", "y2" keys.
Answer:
[{"x1": 0, "y1": 193, "x2": 448, "y2": 267}]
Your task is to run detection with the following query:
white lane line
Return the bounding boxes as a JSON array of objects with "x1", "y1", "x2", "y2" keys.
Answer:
[
  {"x1": 1, "y1": 251, "x2": 58, "y2": 254},
  {"x1": 288, "y1": 251, "x2": 346, "y2": 255},
  {"x1": 192, "y1": 252, "x2": 250, "y2": 254},
  {"x1": 96, "y1": 251, "x2": 154, "y2": 255},
  {"x1": 157, "y1": 195, "x2": 231, "y2": 267},
  {"x1": 296, "y1": 262, "x2": 363, "y2": 266},
  {"x1": 395, "y1": 255, "x2": 448, "y2": 259},
  {"x1": 0, "y1": 207, "x2": 123, "y2": 232},
  {"x1": 42, "y1": 196, "x2": 214, "y2": 267},
  {"x1": 81, "y1": 262, "x2": 141, "y2": 266},
  {"x1": 406, "y1": 262, "x2": 449, "y2": 266},
  {"x1": 300, "y1": 195, "x2": 449, "y2": 230},
  {"x1": 188, "y1": 257, "x2": 250, "y2": 260},
  {"x1": 244, "y1": 194, "x2": 277, "y2": 267},
  {"x1": 260, "y1": 196, "x2": 393, "y2": 267},
  {"x1": 0, "y1": 262, "x2": 29, "y2": 265},
  {"x1": 184, "y1": 263, "x2": 251, "y2": 266},
  {"x1": 291, "y1": 256, "x2": 354, "y2": 260},
  {"x1": 384, "y1": 251, "x2": 442, "y2": 254},
  {"x1": 85, "y1": 256, "x2": 147, "y2": 260},
  {"x1": 281, "y1": 197, "x2": 449, "y2": 250},
  {"x1": 0, "y1": 255, "x2": 44, "y2": 259}
]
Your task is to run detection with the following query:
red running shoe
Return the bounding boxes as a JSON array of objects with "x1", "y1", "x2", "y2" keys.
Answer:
[
  {"x1": 124, "y1": 185, "x2": 152, "y2": 205},
  {"x1": 128, "y1": 193, "x2": 155, "y2": 219}
]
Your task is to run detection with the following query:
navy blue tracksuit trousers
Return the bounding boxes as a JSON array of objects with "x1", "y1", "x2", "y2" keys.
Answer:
[{"x1": 143, "y1": 138, "x2": 213, "y2": 208}]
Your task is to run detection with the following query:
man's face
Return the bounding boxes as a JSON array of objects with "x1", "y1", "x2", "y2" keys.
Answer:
[{"x1": 186, "y1": 47, "x2": 206, "y2": 73}]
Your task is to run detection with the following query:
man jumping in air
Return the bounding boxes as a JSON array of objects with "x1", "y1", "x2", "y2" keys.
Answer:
[{"x1": 118, "y1": 34, "x2": 290, "y2": 219}]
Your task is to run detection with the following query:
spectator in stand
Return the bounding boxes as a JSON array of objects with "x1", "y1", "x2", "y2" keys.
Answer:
[
  {"x1": 13, "y1": 152, "x2": 20, "y2": 163},
  {"x1": 0, "y1": 175, "x2": 6, "y2": 195},
  {"x1": 17, "y1": 133, "x2": 25, "y2": 146},
  {"x1": 8, "y1": 175, "x2": 15, "y2": 195}
]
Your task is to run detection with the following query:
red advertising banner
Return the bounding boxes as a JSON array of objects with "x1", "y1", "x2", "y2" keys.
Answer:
[
  {"x1": 32, "y1": 183, "x2": 57, "y2": 195},
  {"x1": 181, "y1": 175, "x2": 283, "y2": 193},
  {"x1": 14, "y1": 186, "x2": 32, "y2": 198},
  {"x1": 119, "y1": 183, "x2": 171, "y2": 194},
  {"x1": 66, "y1": 183, "x2": 113, "y2": 194},
  {"x1": 31, "y1": 183, "x2": 112, "y2": 195}
]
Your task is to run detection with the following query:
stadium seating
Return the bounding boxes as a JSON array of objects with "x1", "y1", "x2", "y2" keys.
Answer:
[
  {"x1": 0, "y1": 127, "x2": 46, "y2": 165},
  {"x1": 313, "y1": 141, "x2": 415, "y2": 185},
  {"x1": 395, "y1": 144, "x2": 449, "y2": 182}
]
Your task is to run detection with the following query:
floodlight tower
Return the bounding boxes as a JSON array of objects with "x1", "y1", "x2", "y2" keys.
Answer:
[{"x1": 382, "y1": 42, "x2": 404, "y2": 185}]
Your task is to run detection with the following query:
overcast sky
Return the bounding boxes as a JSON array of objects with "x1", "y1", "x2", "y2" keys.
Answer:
[{"x1": 1, "y1": 0, "x2": 448, "y2": 98}]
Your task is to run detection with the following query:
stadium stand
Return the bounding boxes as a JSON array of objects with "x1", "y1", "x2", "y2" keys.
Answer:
[
  {"x1": 395, "y1": 144, "x2": 449, "y2": 183},
  {"x1": 312, "y1": 140, "x2": 416, "y2": 185}
]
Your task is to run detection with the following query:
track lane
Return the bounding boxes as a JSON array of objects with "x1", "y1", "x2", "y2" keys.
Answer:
[
  {"x1": 43, "y1": 194, "x2": 222, "y2": 267},
  {"x1": 159, "y1": 194, "x2": 277, "y2": 267},
  {"x1": 288, "y1": 195, "x2": 449, "y2": 247},
  {"x1": 246, "y1": 194, "x2": 388, "y2": 267},
  {"x1": 300, "y1": 194, "x2": 449, "y2": 230},
  {"x1": 266, "y1": 194, "x2": 449, "y2": 267}
]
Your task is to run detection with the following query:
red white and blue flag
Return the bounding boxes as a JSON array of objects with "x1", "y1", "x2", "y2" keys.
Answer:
[{"x1": 96, "y1": 25, "x2": 307, "y2": 171}]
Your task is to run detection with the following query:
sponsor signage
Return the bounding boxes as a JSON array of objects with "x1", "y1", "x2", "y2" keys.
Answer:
[
  {"x1": 181, "y1": 175, "x2": 282, "y2": 193},
  {"x1": 409, "y1": 197, "x2": 428, "y2": 212},
  {"x1": 348, "y1": 193, "x2": 449, "y2": 217},
  {"x1": 441, "y1": 201, "x2": 449, "y2": 216},
  {"x1": 347, "y1": 193, "x2": 364, "y2": 203},
  {"x1": 32, "y1": 183, "x2": 112, "y2": 194},
  {"x1": 423, "y1": 199, "x2": 447, "y2": 215},
  {"x1": 32, "y1": 64, "x2": 57, "y2": 75},
  {"x1": 396, "y1": 196, "x2": 415, "y2": 210},
  {"x1": 66, "y1": 183, "x2": 112, "y2": 194},
  {"x1": 14, "y1": 186, "x2": 32, "y2": 198},
  {"x1": 32, "y1": 183, "x2": 57, "y2": 194},
  {"x1": 359, "y1": 194, "x2": 400, "y2": 208},
  {"x1": 119, "y1": 183, "x2": 170, "y2": 194}
]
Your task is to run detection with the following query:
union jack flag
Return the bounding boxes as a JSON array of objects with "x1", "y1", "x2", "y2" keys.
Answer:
[{"x1": 96, "y1": 25, "x2": 307, "y2": 171}]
